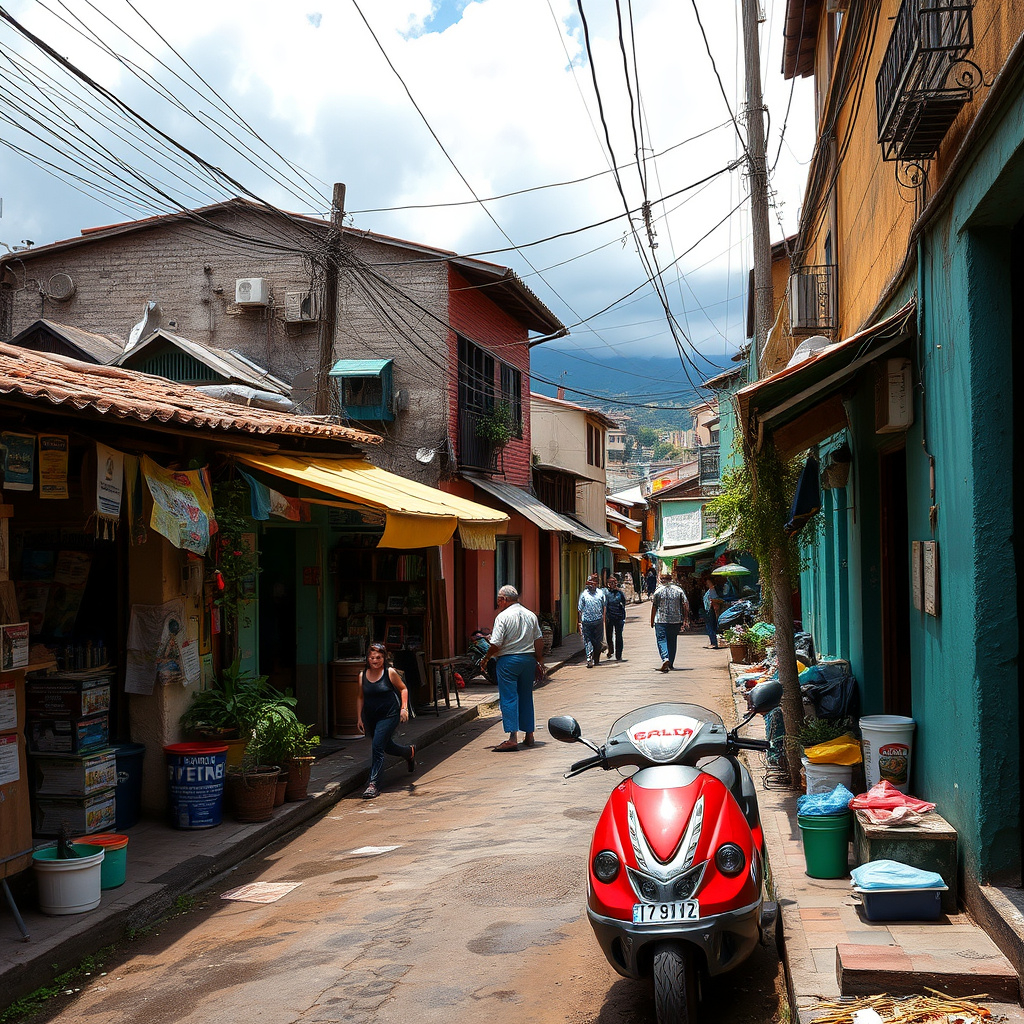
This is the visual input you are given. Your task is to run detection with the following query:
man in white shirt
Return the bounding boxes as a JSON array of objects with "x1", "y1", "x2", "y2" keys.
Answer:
[{"x1": 480, "y1": 585, "x2": 545, "y2": 752}]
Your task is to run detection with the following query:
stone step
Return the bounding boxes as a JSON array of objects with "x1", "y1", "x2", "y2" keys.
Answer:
[{"x1": 837, "y1": 941, "x2": 1020, "y2": 1002}]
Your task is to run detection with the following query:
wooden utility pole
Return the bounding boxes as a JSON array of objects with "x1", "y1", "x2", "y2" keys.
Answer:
[
  {"x1": 314, "y1": 182, "x2": 345, "y2": 416},
  {"x1": 741, "y1": 0, "x2": 803, "y2": 787}
]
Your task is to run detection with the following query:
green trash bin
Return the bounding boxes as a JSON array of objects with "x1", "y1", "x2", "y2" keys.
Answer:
[{"x1": 797, "y1": 811, "x2": 851, "y2": 878}]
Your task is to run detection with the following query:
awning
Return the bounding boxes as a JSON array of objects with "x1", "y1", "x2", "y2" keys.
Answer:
[
  {"x1": 606, "y1": 505, "x2": 640, "y2": 530},
  {"x1": 737, "y1": 299, "x2": 916, "y2": 457},
  {"x1": 465, "y1": 474, "x2": 583, "y2": 536},
  {"x1": 235, "y1": 454, "x2": 508, "y2": 550},
  {"x1": 328, "y1": 358, "x2": 392, "y2": 379},
  {"x1": 563, "y1": 514, "x2": 613, "y2": 546},
  {"x1": 649, "y1": 531, "x2": 734, "y2": 561}
]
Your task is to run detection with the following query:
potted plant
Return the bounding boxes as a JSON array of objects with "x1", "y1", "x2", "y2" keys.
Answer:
[
  {"x1": 475, "y1": 403, "x2": 516, "y2": 447},
  {"x1": 721, "y1": 626, "x2": 751, "y2": 664},
  {"x1": 283, "y1": 726, "x2": 320, "y2": 802}
]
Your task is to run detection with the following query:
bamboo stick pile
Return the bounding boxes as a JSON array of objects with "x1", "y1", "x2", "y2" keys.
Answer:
[{"x1": 809, "y1": 990, "x2": 999, "y2": 1023}]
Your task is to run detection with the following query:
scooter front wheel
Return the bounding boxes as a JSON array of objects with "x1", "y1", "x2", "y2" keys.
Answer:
[{"x1": 652, "y1": 942, "x2": 697, "y2": 1024}]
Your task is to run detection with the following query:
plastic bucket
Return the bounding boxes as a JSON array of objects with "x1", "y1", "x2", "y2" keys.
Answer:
[
  {"x1": 113, "y1": 742, "x2": 145, "y2": 830},
  {"x1": 32, "y1": 843, "x2": 105, "y2": 914},
  {"x1": 797, "y1": 812, "x2": 851, "y2": 879},
  {"x1": 164, "y1": 743, "x2": 227, "y2": 829},
  {"x1": 859, "y1": 715, "x2": 915, "y2": 793},
  {"x1": 801, "y1": 757, "x2": 854, "y2": 796},
  {"x1": 74, "y1": 833, "x2": 128, "y2": 889}
]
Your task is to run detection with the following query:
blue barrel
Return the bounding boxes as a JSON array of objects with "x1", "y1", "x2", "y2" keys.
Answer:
[
  {"x1": 164, "y1": 743, "x2": 227, "y2": 829},
  {"x1": 113, "y1": 743, "x2": 146, "y2": 830}
]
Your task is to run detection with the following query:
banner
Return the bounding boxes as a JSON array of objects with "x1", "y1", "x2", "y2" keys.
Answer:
[
  {"x1": 662, "y1": 509, "x2": 703, "y2": 547},
  {"x1": 38, "y1": 435, "x2": 68, "y2": 499},
  {"x1": 95, "y1": 443, "x2": 124, "y2": 538},
  {"x1": 142, "y1": 456, "x2": 215, "y2": 555}
]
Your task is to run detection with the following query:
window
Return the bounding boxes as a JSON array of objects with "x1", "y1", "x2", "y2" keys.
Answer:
[
  {"x1": 495, "y1": 536, "x2": 521, "y2": 602},
  {"x1": 500, "y1": 364, "x2": 523, "y2": 438},
  {"x1": 586, "y1": 421, "x2": 604, "y2": 468},
  {"x1": 458, "y1": 337, "x2": 494, "y2": 412}
]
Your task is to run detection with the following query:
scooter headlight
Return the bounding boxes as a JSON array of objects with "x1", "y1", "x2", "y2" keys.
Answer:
[
  {"x1": 715, "y1": 843, "x2": 746, "y2": 876},
  {"x1": 592, "y1": 850, "x2": 620, "y2": 883}
]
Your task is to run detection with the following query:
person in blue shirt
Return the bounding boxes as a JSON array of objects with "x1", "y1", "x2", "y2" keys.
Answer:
[
  {"x1": 577, "y1": 574, "x2": 607, "y2": 668},
  {"x1": 702, "y1": 576, "x2": 723, "y2": 649},
  {"x1": 603, "y1": 575, "x2": 628, "y2": 661}
]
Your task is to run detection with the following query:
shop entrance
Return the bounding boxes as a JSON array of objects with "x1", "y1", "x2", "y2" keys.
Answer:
[
  {"x1": 258, "y1": 526, "x2": 322, "y2": 727},
  {"x1": 878, "y1": 445, "x2": 912, "y2": 717}
]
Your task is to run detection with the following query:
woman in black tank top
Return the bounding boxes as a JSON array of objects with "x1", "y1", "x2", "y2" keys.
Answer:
[{"x1": 356, "y1": 643, "x2": 415, "y2": 799}]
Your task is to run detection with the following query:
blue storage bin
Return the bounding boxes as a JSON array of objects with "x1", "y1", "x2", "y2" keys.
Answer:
[{"x1": 853, "y1": 885, "x2": 947, "y2": 921}]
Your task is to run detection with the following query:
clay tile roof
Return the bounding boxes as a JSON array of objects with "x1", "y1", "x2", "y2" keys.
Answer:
[{"x1": 0, "y1": 342, "x2": 381, "y2": 446}]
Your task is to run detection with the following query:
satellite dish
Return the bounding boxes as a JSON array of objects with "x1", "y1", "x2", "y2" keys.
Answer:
[
  {"x1": 46, "y1": 273, "x2": 76, "y2": 301},
  {"x1": 415, "y1": 448, "x2": 436, "y2": 464}
]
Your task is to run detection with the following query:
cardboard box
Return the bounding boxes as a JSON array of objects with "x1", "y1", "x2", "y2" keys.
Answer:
[
  {"x1": 0, "y1": 622, "x2": 28, "y2": 670},
  {"x1": 26, "y1": 713, "x2": 109, "y2": 754},
  {"x1": 26, "y1": 678, "x2": 111, "y2": 718},
  {"x1": 33, "y1": 790, "x2": 116, "y2": 836},
  {"x1": 31, "y1": 748, "x2": 117, "y2": 796}
]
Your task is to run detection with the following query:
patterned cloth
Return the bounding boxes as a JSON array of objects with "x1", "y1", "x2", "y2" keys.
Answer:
[
  {"x1": 651, "y1": 583, "x2": 688, "y2": 623},
  {"x1": 577, "y1": 587, "x2": 606, "y2": 622}
]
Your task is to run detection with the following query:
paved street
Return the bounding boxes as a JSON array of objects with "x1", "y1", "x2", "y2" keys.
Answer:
[{"x1": 24, "y1": 612, "x2": 785, "y2": 1024}]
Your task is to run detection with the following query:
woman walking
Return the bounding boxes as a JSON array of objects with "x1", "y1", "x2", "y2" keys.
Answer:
[{"x1": 356, "y1": 642, "x2": 415, "y2": 799}]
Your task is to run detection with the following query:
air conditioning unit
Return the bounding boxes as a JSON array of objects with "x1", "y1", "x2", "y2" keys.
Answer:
[
  {"x1": 235, "y1": 278, "x2": 269, "y2": 306},
  {"x1": 284, "y1": 290, "x2": 320, "y2": 323},
  {"x1": 875, "y1": 357, "x2": 913, "y2": 433},
  {"x1": 788, "y1": 272, "x2": 819, "y2": 333}
]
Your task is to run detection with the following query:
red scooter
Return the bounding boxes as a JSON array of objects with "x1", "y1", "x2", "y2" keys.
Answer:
[{"x1": 549, "y1": 699, "x2": 778, "y2": 1023}]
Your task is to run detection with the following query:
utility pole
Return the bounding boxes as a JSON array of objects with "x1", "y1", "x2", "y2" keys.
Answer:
[
  {"x1": 314, "y1": 182, "x2": 345, "y2": 416},
  {"x1": 741, "y1": 0, "x2": 802, "y2": 788}
]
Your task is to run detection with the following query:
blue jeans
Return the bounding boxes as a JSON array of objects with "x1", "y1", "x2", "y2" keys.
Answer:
[
  {"x1": 605, "y1": 617, "x2": 624, "y2": 659},
  {"x1": 581, "y1": 620, "x2": 604, "y2": 662},
  {"x1": 705, "y1": 607, "x2": 719, "y2": 647},
  {"x1": 655, "y1": 622, "x2": 680, "y2": 667},
  {"x1": 364, "y1": 704, "x2": 412, "y2": 785},
  {"x1": 496, "y1": 653, "x2": 537, "y2": 735}
]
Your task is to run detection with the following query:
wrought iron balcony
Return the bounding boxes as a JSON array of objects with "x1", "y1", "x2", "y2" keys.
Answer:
[
  {"x1": 788, "y1": 265, "x2": 837, "y2": 335},
  {"x1": 458, "y1": 409, "x2": 501, "y2": 473},
  {"x1": 875, "y1": 0, "x2": 979, "y2": 163},
  {"x1": 697, "y1": 445, "x2": 720, "y2": 487}
]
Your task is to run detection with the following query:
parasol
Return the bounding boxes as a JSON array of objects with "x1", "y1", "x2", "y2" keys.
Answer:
[{"x1": 712, "y1": 563, "x2": 750, "y2": 577}]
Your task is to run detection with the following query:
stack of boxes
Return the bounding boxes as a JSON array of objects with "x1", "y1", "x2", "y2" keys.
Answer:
[{"x1": 25, "y1": 670, "x2": 116, "y2": 835}]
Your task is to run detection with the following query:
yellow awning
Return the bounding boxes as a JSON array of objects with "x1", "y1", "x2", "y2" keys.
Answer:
[{"x1": 235, "y1": 454, "x2": 508, "y2": 550}]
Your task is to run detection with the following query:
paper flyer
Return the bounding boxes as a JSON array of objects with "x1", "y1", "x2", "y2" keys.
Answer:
[
  {"x1": 1, "y1": 622, "x2": 29, "y2": 670},
  {"x1": 0, "y1": 734, "x2": 19, "y2": 786},
  {"x1": 1, "y1": 432, "x2": 35, "y2": 491},
  {"x1": 38, "y1": 434, "x2": 69, "y2": 499},
  {"x1": 0, "y1": 679, "x2": 16, "y2": 731}
]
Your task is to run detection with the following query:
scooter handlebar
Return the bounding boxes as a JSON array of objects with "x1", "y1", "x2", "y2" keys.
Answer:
[
  {"x1": 565, "y1": 752, "x2": 605, "y2": 778},
  {"x1": 731, "y1": 736, "x2": 770, "y2": 752}
]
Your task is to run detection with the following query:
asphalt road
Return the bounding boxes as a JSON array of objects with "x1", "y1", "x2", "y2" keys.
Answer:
[{"x1": 28, "y1": 617, "x2": 786, "y2": 1024}]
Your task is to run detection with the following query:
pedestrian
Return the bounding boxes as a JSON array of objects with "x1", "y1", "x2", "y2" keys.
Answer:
[
  {"x1": 356, "y1": 642, "x2": 415, "y2": 799},
  {"x1": 479, "y1": 585, "x2": 545, "y2": 752},
  {"x1": 644, "y1": 567, "x2": 658, "y2": 601},
  {"x1": 650, "y1": 571, "x2": 689, "y2": 672},
  {"x1": 622, "y1": 572, "x2": 636, "y2": 604},
  {"x1": 603, "y1": 574, "x2": 627, "y2": 660},
  {"x1": 703, "y1": 576, "x2": 722, "y2": 649},
  {"x1": 577, "y1": 573, "x2": 607, "y2": 668}
]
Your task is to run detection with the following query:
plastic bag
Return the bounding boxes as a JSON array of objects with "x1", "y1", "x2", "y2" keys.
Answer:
[
  {"x1": 799, "y1": 660, "x2": 860, "y2": 721},
  {"x1": 453, "y1": 672, "x2": 466, "y2": 688},
  {"x1": 850, "y1": 859, "x2": 945, "y2": 890},
  {"x1": 796, "y1": 783, "x2": 854, "y2": 816},
  {"x1": 849, "y1": 780, "x2": 935, "y2": 813},
  {"x1": 803, "y1": 733, "x2": 863, "y2": 765}
]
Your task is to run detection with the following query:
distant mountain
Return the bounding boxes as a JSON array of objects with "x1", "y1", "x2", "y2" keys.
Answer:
[{"x1": 529, "y1": 348, "x2": 734, "y2": 430}]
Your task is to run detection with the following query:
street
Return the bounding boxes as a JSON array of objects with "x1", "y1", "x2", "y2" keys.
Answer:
[{"x1": 28, "y1": 614, "x2": 786, "y2": 1024}]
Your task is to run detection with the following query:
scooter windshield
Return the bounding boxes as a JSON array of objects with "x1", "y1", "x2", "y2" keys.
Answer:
[
  {"x1": 607, "y1": 702, "x2": 724, "y2": 741},
  {"x1": 607, "y1": 704, "x2": 725, "y2": 775}
]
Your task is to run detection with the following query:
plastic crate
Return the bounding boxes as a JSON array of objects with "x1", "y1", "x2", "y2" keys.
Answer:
[{"x1": 853, "y1": 885, "x2": 947, "y2": 921}]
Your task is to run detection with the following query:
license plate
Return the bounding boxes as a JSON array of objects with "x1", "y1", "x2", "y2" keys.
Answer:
[{"x1": 632, "y1": 901, "x2": 699, "y2": 924}]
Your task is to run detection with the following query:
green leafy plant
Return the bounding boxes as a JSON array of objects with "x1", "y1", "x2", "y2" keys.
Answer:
[
  {"x1": 179, "y1": 657, "x2": 295, "y2": 739},
  {"x1": 247, "y1": 704, "x2": 318, "y2": 766},
  {"x1": 475, "y1": 403, "x2": 516, "y2": 446},
  {"x1": 721, "y1": 625, "x2": 751, "y2": 647},
  {"x1": 210, "y1": 478, "x2": 260, "y2": 634},
  {"x1": 797, "y1": 716, "x2": 854, "y2": 748}
]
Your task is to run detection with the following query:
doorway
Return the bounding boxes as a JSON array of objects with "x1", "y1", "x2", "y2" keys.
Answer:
[{"x1": 878, "y1": 445, "x2": 912, "y2": 716}]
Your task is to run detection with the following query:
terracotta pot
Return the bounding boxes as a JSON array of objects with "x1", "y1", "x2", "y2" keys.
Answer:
[
  {"x1": 226, "y1": 766, "x2": 279, "y2": 823},
  {"x1": 284, "y1": 756, "x2": 314, "y2": 801},
  {"x1": 728, "y1": 643, "x2": 750, "y2": 664}
]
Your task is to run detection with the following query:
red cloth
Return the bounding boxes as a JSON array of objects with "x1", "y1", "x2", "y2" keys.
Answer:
[{"x1": 849, "y1": 780, "x2": 935, "y2": 813}]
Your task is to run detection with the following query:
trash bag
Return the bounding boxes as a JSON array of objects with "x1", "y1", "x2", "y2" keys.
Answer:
[
  {"x1": 803, "y1": 733, "x2": 863, "y2": 765},
  {"x1": 850, "y1": 859, "x2": 946, "y2": 890},
  {"x1": 794, "y1": 631, "x2": 816, "y2": 665},
  {"x1": 799, "y1": 660, "x2": 860, "y2": 721},
  {"x1": 849, "y1": 780, "x2": 935, "y2": 813},
  {"x1": 748, "y1": 622, "x2": 776, "y2": 645},
  {"x1": 796, "y1": 783, "x2": 855, "y2": 816}
]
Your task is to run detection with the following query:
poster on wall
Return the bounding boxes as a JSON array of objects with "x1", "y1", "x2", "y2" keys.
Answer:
[
  {"x1": 1, "y1": 433, "x2": 35, "y2": 491},
  {"x1": 662, "y1": 509, "x2": 703, "y2": 547},
  {"x1": 38, "y1": 435, "x2": 69, "y2": 499},
  {"x1": 125, "y1": 598, "x2": 186, "y2": 694}
]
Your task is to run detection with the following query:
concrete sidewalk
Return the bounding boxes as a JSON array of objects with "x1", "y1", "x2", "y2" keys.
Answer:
[{"x1": 0, "y1": 634, "x2": 584, "y2": 1010}]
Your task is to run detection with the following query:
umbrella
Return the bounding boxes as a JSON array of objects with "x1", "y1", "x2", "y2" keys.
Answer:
[{"x1": 712, "y1": 563, "x2": 750, "y2": 577}]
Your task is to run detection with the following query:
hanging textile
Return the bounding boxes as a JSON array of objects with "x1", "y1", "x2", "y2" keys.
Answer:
[
  {"x1": 94, "y1": 442, "x2": 125, "y2": 540},
  {"x1": 784, "y1": 456, "x2": 821, "y2": 537},
  {"x1": 142, "y1": 456, "x2": 215, "y2": 555}
]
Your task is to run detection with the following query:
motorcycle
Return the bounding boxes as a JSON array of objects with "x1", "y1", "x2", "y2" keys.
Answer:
[{"x1": 548, "y1": 695, "x2": 778, "y2": 1023}]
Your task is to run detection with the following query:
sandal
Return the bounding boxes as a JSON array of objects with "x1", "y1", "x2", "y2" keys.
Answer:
[
  {"x1": 362, "y1": 783, "x2": 379, "y2": 799},
  {"x1": 493, "y1": 739, "x2": 519, "y2": 752},
  {"x1": 407, "y1": 746, "x2": 416, "y2": 773},
  {"x1": 523, "y1": 734, "x2": 536, "y2": 747}
]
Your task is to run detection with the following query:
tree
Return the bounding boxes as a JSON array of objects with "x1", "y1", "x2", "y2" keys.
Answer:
[
  {"x1": 652, "y1": 441, "x2": 681, "y2": 460},
  {"x1": 637, "y1": 426, "x2": 658, "y2": 448}
]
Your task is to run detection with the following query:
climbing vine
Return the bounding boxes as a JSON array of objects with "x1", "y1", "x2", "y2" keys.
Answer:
[{"x1": 211, "y1": 478, "x2": 260, "y2": 639}]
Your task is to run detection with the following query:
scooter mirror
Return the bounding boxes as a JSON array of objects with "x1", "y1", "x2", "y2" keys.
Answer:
[
  {"x1": 548, "y1": 716, "x2": 582, "y2": 743},
  {"x1": 747, "y1": 679, "x2": 783, "y2": 715}
]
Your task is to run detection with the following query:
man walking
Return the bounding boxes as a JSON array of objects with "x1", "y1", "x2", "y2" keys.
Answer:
[
  {"x1": 480, "y1": 585, "x2": 545, "y2": 752},
  {"x1": 650, "y1": 571, "x2": 689, "y2": 672},
  {"x1": 577, "y1": 573, "x2": 606, "y2": 668},
  {"x1": 603, "y1": 575, "x2": 627, "y2": 661},
  {"x1": 702, "y1": 576, "x2": 723, "y2": 649}
]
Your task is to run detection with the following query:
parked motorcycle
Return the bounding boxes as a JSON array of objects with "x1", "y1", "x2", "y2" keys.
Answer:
[{"x1": 548, "y1": 696, "x2": 778, "y2": 1023}]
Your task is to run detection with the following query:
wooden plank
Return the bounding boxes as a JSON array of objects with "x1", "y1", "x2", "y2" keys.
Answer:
[{"x1": 771, "y1": 394, "x2": 848, "y2": 458}]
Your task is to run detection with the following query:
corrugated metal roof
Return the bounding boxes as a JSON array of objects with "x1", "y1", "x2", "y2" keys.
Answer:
[
  {"x1": 0, "y1": 342, "x2": 380, "y2": 446},
  {"x1": 563, "y1": 514, "x2": 614, "y2": 546},
  {"x1": 11, "y1": 320, "x2": 124, "y2": 363},
  {"x1": 466, "y1": 474, "x2": 584, "y2": 536}
]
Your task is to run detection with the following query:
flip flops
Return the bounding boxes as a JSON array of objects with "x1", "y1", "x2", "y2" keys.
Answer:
[{"x1": 493, "y1": 739, "x2": 519, "y2": 752}]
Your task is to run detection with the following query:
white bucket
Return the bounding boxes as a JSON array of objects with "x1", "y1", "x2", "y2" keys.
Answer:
[
  {"x1": 32, "y1": 844, "x2": 105, "y2": 915},
  {"x1": 801, "y1": 757, "x2": 854, "y2": 796},
  {"x1": 860, "y1": 715, "x2": 916, "y2": 793}
]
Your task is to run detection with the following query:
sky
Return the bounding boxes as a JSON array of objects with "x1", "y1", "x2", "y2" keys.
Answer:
[{"x1": 0, "y1": 0, "x2": 815, "y2": 405}]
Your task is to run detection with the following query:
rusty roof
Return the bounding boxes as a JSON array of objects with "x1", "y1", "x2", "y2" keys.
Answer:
[
  {"x1": 0, "y1": 342, "x2": 380, "y2": 447},
  {"x1": 782, "y1": 0, "x2": 822, "y2": 80}
]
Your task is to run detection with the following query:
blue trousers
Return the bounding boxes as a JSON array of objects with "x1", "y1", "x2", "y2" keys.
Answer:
[
  {"x1": 581, "y1": 620, "x2": 604, "y2": 662},
  {"x1": 605, "y1": 617, "x2": 624, "y2": 659},
  {"x1": 496, "y1": 653, "x2": 536, "y2": 735},
  {"x1": 364, "y1": 704, "x2": 412, "y2": 785},
  {"x1": 655, "y1": 622, "x2": 680, "y2": 667},
  {"x1": 705, "y1": 607, "x2": 719, "y2": 647}
]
